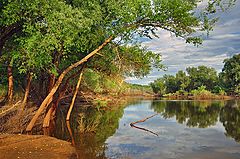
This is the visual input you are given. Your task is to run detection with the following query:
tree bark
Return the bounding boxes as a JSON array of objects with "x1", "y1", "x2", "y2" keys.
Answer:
[
  {"x1": 43, "y1": 66, "x2": 84, "y2": 128},
  {"x1": 21, "y1": 73, "x2": 33, "y2": 110},
  {"x1": 7, "y1": 64, "x2": 13, "y2": 104},
  {"x1": 26, "y1": 36, "x2": 113, "y2": 132},
  {"x1": 66, "y1": 121, "x2": 75, "y2": 146},
  {"x1": 43, "y1": 106, "x2": 55, "y2": 129},
  {"x1": 66, "y1": 70, "x2": 84, "y2": 121},
  {"x1": 48, "y1": 74, "x2": 56, "y2": 94}
]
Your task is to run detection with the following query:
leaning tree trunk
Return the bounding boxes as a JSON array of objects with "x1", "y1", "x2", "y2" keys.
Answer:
[
  {"x1": 43, "y1": 66, "x2": 85, "y2": 128},
  {"x1": 26, "y1": 36, "x2": 113, "y2": 132},
  {"x1": 48, "y1": 74, "x2": 56, "y2": 94},
  {"x1": 66, "y1": 69, "x2": 84, "y2": 121},
  {"x1": 21, "y1": 73, "x2": 33, "y2": 111},
  {"x1": 7, "y1": 64, "x2": 13, "y2": 104}
]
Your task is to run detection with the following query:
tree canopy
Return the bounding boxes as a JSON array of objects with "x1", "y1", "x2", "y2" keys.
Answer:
[
  {"x1": 221, "y1": 54, "x2": 240, "y2": 94},
  {"x1": 0, "y1": 0, "x2": 236, "y2": 131}
]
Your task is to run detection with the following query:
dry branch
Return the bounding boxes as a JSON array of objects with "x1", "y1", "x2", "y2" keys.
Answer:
[
  {"x1": 130, "y1": 113, "x2": 159, "y2": 136},
  {"x1": 66, "y1": 69, "x2": 84, "y2": 121}
]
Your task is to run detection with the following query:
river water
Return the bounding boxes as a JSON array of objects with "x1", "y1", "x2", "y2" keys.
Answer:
[{"x1": 54, "y1": 99, "x2": 240, "y2": 159}]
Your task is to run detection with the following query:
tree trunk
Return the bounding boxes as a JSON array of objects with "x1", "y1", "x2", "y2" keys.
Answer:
[
  {"x1": 42, "y1": 72, "x2": 56, "y2": 127},
  {"x1": 66, "y1": 70, "x2": 84, "y2": 121},
  {"x1": 26, "y1": 36, "x2": 113, "y2": 132},
  {"x1": 48, "y1": 74, "x2": 56, "y2": 94},
  {"x1": 43, "y1": 106, "x2": 55, "y2": 129},
  {"x1": 42, "y1": 66, "x2": 84, "y2": 128},
  {"x1": 21, "y1": 73, "x2": 33, "y2": 110},
  {"x1": 7, "y1": 64, "x2": 13, "y2": 104},
  {"x1": 66, "y1": 121, "x2": 75, "y2": 146}
]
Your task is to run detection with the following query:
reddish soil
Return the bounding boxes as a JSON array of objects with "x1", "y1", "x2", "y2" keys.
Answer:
[{"x1": 0, "y1": 134, "x2": 77, "y2": 159}]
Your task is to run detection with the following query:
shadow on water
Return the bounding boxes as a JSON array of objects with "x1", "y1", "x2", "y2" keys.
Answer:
[
  {"x1": 53, "y1": 102, "x2": 128, "y2": 159},
  {"x1": 53, "y1": 100, "x2": 240, "y2": 159}
]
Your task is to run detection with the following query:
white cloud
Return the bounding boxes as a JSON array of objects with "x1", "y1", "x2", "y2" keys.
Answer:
[{"x1": 126, "y1": 1, "x2": 240, "y2": 85}]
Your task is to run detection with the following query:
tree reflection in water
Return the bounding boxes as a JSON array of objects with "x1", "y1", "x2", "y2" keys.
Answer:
[
  {"x1": 53, "y1": 100, "x2": 240, "y2": 159},
  {"x1": 220, "y1": 100, "x2": 240, "y2": 142},
  {"x1": 151, "y1": 100, "x2": 240, "y2": 142},
  {"x1": 54, "y1": 104, "x2": 125, "y2": 159}
]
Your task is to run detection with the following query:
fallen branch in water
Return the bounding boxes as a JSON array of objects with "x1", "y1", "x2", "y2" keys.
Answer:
[{"x1": 130, "y1": 113, "x2": 159, "y2": 136}]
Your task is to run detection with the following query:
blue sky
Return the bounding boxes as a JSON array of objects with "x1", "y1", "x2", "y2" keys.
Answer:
[{"x1": 126, "y1": 1, "x2": 240, "y2": 85}]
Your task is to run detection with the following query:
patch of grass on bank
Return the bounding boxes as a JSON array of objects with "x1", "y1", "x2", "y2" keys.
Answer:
[{"x1": 163, "y1": 86, "x2": 230, "y2": 100}]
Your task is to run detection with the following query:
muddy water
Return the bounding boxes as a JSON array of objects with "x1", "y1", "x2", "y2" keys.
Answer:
[{"x1": 54, "y1": 100, "x2": 240, "y2": 159}]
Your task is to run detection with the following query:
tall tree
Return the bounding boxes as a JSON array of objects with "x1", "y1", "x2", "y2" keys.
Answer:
[
  {"x1": 150, "y1": 78, "x2": 166, "y2": 95},
  {"x1": 221, "y1": 54, "x2": 240, "y2": 94},
  {"x1": 186, "y1": 66, "x2": 218, "y2": 90},
  {"x1": 176, "y1": 70, "x2": 190, "y2": 91},
  {"x1": 163, "y1": 75, "x2": 178, "y2": 93}
]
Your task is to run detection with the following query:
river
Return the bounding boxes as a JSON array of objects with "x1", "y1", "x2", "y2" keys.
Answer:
[{"x1": 54, "y1": 99, "x2": 240, "y2": 159}]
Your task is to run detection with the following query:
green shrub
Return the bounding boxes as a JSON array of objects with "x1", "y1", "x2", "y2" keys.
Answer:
[
  {"x1": 0, "y1": 85, "x2": 7, "y2": 98},
  {"x1": 83, "y1": 69, "x2": 103, "y2": 93},
  {"x1": 190, "y1": 86, "x2": 214, "y2": 99}
]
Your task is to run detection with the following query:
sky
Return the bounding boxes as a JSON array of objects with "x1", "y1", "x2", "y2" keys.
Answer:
[{"x1": 126, "y1": 0, "x2": 240, "y2": 85}]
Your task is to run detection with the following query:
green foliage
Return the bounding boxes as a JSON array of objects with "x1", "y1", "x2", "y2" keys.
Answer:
[
  {"x1": 176, "y1": 70, "x2": 190, "y2": 91},
  {"x1": 186, "y1": 65, "x2": 218, "y2": 90},
  {"x1": 150, "y1": 57, "x2": 240, "y2": 97},
  {"x1": 90, "y1": 45, "x2": 163, "y2": 78},
  {"x1": 190, "y1": 86, "x2": 213, "y2": 98},
  {"x1": 163, "y1": 75, "x2": 178, "y2": 93},
  {"x1": 82, "y1": 69, "x2": 103, "y2": 93},
  {"x1": 150, "y1": 66, "x2": 222, "y2": 97},
  {"x1": 213, "y1": 85, "x2": 226, "y2": 95},
  {"x1": 0, "y1": 0, "x2": 236, "y2": 102},
  {"x1": 150, "y1": 78, "x2": 166, "y2": 95},
  {"x1": 129, "y1": 84, "x2": 153, "y2": 93},
  {"x1": 82, "y1": 68, "x2": 128, "y2": 95},
  {"x1": 221, "y1": 54, "x2": 240, "y2": 94},
  {"x1": 0, "y1": 85, "x2": 7, "y2": 97},
  {"x1": 93, "y1": 99, "x2": 108, "y2": 111}
]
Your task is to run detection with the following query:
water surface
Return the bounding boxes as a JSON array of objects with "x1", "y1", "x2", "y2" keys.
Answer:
[{"x1": 54, "y1": 100, "x2": 240, "y2": 159}]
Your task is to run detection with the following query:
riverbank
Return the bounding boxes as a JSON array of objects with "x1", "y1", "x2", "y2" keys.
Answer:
[
  {"x1": 0, "y1": 134, "x2": 77, "y2": 159},
  {"x1": 0, "y1": 92, "x2": 154, "y2": 135},
  {"x1": 161, "y1": 94, "x2": 236, "y2": 100}
]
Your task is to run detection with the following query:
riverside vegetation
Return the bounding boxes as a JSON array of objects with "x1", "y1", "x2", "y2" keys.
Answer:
[
  {"x1": 0, "y1": 0, "x2": 238, "y2": 156},
  {"x1": 150, "y1": 54, "x2": 240, "y2": 99}
]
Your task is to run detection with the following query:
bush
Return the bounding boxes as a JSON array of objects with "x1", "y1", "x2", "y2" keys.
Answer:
[
  {"x1": 190, "y1": 86, "x2": 214, "y2": 99},
  {"x1": 83, "y1": 69, "x2": 103, "y2": 93}
]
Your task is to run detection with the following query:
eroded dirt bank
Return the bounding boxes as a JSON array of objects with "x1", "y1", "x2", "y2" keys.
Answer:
[{"x1": 0, "y1": 134, "x2": 77, "y2": 159}]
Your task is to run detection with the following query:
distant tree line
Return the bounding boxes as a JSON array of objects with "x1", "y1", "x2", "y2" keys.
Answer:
[{"x1": 150, "y1": 54, "x2": 240, "y2": 96}]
